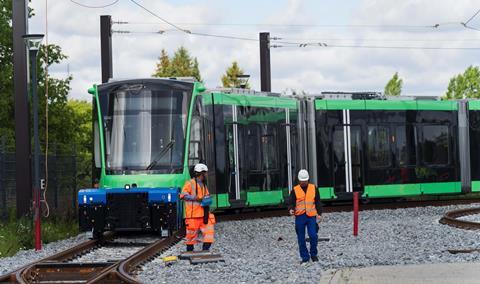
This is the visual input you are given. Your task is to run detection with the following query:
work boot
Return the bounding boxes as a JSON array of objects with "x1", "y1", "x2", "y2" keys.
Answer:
[
  {"x1": 311, "y1": 256, "x2": 319, "y2": 262},
  {"x1": 186, "y1": 244, "x2": 194, "y2": 252},
  {"x1": 202, "y1": 242, "x2": 211, "y2": 251}
]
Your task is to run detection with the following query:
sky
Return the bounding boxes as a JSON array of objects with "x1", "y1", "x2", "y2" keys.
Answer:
[{"x1": 28, "y1": 0, "x2": 480, "y2": 100}]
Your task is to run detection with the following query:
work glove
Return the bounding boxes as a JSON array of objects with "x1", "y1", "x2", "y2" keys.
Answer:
[
  {"x1": 201, "y1": 195, "x2": 212, "y2": 207},
  {"x1": 316, "y1": 215, "x2": 322, "y2": 223},
  {"x1": 289, "y1": 209, "x2": 295, "y2": 216},
  {"x1": 182, "y1": 194, "x2": 196, "y2": 201}
]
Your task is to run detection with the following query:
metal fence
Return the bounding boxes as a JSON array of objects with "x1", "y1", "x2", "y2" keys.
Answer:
[{"x1": 0, "y1": 139, "x2": 89, "y2": 221}]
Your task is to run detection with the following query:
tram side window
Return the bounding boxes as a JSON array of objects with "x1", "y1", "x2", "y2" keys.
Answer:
[
  {"x1": 203, "y1": 114, "x2": 214, "y2": 167},
  {"x1": 395, "y1": 125, "x2": 417, "y2": 166},
  {"x1": 247, "y1": 125, "x2": 262, "y2": 171},
  {"x1": 333, "y1": 128, "x2": 345, "y2": 164},
  {"x1": 421, "y1": 125, "x2": 449, "y2": 166},
  {"x1": 367, "y1": 126, "x2": 391, "y2": 168},
  {"x1": 188, "y1": 97, "x2": 204, "y2": 167},
  {"x1": 261, "y1": 126, "x2": 278, "y2": 170}
]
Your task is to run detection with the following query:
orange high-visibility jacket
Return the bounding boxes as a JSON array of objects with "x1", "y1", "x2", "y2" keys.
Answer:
[
  {"x1": 293, "y1": 184, "x2": 318, "y2": 217},
  {"x1": 180, "y1": 178, "x2": 210, "y2": 218}
]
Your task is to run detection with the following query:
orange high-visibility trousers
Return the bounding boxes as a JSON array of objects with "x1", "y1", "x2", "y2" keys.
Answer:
[{"x1": 185, "y1": 213, "x2": 215, "y2": 245}]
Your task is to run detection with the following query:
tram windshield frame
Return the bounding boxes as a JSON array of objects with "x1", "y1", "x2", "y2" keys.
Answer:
[{"x1": 98, "y1": 81, "x2": 192, "y2": 174}]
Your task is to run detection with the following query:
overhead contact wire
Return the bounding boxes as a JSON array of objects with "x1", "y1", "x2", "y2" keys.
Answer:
[{"x1": 69, "y1": 0, "x2": 119, "y2": 9}]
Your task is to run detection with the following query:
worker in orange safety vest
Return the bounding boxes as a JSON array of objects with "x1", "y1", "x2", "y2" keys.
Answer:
[
  {"x1": 180, "y1": 163, "x2": 215, "y2": 252},
  {"x1": 289, "y1": 169, "x2": 322, "y2": 264}
]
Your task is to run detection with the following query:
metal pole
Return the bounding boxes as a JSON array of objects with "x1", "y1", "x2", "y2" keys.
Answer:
[
  {"x1": 306, "y1": 100, "x2": 318, "y2": 185},
  {"x1": 458, "y1": 101, "x2": 471, "y2": 193},
  {"x1": 30, "y1": 49, "x2": 42, "y2": 250},
  {"x1": 13, "y1": 0, "x2": 32, "y2": 218},
  {"x1": 285, "y1": 109, "x2": 293, "y2": 193},
  {"x1": 232, "y1": 106, "x2": 240, "y2": 200},
  {"x1": 259, "y1": 32, "x2": 271, "y2": 92},
  {"x1": 95, "y1": 15, "x2": 112, "y2": 187},
  {"x1": 100, "y1": 15, "x2": 113, "y2": 83}
]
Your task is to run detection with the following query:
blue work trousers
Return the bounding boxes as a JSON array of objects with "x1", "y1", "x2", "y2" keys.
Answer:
[{"x1": 295, "y1": 213, "x2": 318, "y2": 262}]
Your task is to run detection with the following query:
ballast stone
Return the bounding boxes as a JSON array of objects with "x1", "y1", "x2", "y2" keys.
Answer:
[{"x1": 136, "y1": 203, "x2": 480, "y2": 284}]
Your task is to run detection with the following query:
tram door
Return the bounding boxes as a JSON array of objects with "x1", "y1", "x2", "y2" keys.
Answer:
[
  {"x1": 225, "y1": 105, "x2": 244, "y2": 206},
  {"x1": 332, "y1": 121, "x2": 364, "y2": 196}
]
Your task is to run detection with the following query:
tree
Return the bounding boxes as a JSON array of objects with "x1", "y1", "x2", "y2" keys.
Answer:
[
  {"x1": 0, "y1": 1, "x2": 97, "y2": 220},
  {"x1": 444, "y1": 66, "x2": 480, "y2": 99},
  {"x1": 221, "y1": 61, "x2": 250, "y2": 88},
  {"x1": 0, "y1": 0, "x2": 81, "y2": 152},
  {"x1": 153, "y1": 47, "x2": 202, "y2": 81},
  {"x1": 67, "y1": 100, "x2": 93, "y2": 187},
  {"x1": 36, "y1": 45, "x2": 75, "y2": 151},
  {"x1": 153, "y1": 49, "x2": 171, "y2": 78},
  {"x1": 384, "y1": 72, "x2": 403, "y2": 96},
  {"x1": 0, "y1": 0, "x2": 15, "y2": 148},
  {"x1": 0, "y1": 1, "x2": 94, "y2": 162}
]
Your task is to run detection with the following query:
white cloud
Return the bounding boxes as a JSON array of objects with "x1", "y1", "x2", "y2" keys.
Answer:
[{"x1": 28, "y1": 0, "x2": 480, "y2": 99}]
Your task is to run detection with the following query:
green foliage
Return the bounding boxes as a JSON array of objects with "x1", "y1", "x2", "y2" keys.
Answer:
[
  {"x1": 36, "y1": 44, "x2": 75, "y2": 153},
  {"x1": 221, "y1": 61, "x2": 250, "y2": 88},
  {"x1": 153, "y1": 47, "x2": 202, "y2": 81},
  {"x1": 0, "y1": 217, "x2": 78, "y2": 258},
  {"x1": 384, "y1": 72, "x2": 403, "y2": 96},
  {"x1": 444, "y1": 66, "x2": 480, "y2": 99},
  {"x1": 67, "y1": 100, "x2": 93, "y2": 188},
  {"x1": 0, "y1": 0, "x2": 14, "y2": 148},
  {"x1": 0, "y1": 2, "x2": 93, "y2": 189}
]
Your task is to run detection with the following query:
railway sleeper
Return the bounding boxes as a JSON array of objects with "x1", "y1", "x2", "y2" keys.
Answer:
[{"x1": 24, "y1": 262, "x2": 116, "y2": 283}]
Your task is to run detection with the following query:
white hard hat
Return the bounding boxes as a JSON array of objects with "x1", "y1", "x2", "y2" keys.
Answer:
[
  {"x1": 194, "y1": 163, "x2": 208, "y2": 173},
  {"x1": 298, "y1": 169, "x2": 309, "y2": 181}
]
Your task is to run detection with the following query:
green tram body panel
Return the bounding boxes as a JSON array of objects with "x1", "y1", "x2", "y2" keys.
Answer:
[
  {"x1": 92, "y1": 79, "x2": 480, "y2": 212},
  {"x1": 202, "y1": 91, "x2": 297, "y2": 209},
  {"x1": 472, "y1": 181, "x2": 480, "y2": 192},
  {"x1": 314, "y1": 97, "x2": 467, "y2": 201},
  {"x1": 363, "y1": 182, "x2": 461, "y2": 198},
  {"x1": 315, "y1": 99, "x2": 458, "y2": 111}
]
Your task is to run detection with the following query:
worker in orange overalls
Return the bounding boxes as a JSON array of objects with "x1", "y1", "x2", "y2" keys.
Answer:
[{"x1": 180, "y1": 163, "x2": 215, "y2": 252}]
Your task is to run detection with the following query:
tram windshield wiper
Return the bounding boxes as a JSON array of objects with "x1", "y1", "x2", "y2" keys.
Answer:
[{"x1": 145, "y1": 140, "x2": 175, "y2": 170}]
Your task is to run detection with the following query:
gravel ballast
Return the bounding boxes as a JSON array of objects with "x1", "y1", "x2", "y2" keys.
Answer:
[
  {"x1": 138, "y1": 204, "x2": 480, "y2": 284},
  {"x1": 1, "y1": 204, "x2": 479, "y2": 282},
  {"x1": 0, "y1": 234, "x2": 88, "y2": 275}
]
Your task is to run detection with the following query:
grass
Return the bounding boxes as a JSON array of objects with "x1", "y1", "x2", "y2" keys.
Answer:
[{"x1": 0, "y1": 215, "x2": 78, "y2": 258}]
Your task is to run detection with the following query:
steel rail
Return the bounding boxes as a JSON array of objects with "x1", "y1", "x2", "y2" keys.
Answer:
[
  {"x1": 115, "y1": 228, "x2": 185, "y2": 283},
  {"x1": 439, "y1": 207, "x2": 480, "y2": 230},
  {"x1": 0, "y1": 232, "x2": 113, "y2": 283},
  {"x1": 2, "y1": 199, "x2": 480, "y2": 283}
]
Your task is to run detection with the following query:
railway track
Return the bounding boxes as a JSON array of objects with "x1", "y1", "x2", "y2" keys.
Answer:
[
  {"x1": 0, "y1": 231, "x2": 184, "y2": 284},
  {"x1": 115, "y1": 229, "x2": 185, "y2": 283},
  {"x1": 0, "y1": 232, "x2": 113, "y2": 283},
  {"x1": 439, "y1": 207, "x2": 480, "y2": 230},
  {"x1": 2, "y1": 198, "x2": 479, "y2": 283}
]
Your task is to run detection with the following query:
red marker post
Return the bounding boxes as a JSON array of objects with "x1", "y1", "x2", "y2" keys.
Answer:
[
  {"x1": 353, "y1": 192, "x2": 359, "y2": 236},
  {"x1": 34, "y1": 186, "x2": 41, "y2": 250}
]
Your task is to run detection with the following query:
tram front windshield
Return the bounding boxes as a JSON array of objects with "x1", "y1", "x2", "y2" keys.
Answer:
[{"x1": 103, "y1": 84, "x2": 189, "y2": 174}]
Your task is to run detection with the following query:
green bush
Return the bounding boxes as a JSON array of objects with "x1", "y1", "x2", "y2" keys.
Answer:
[{"x1": 0, "y1": 217, "x2": 78, "y2": 258}]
